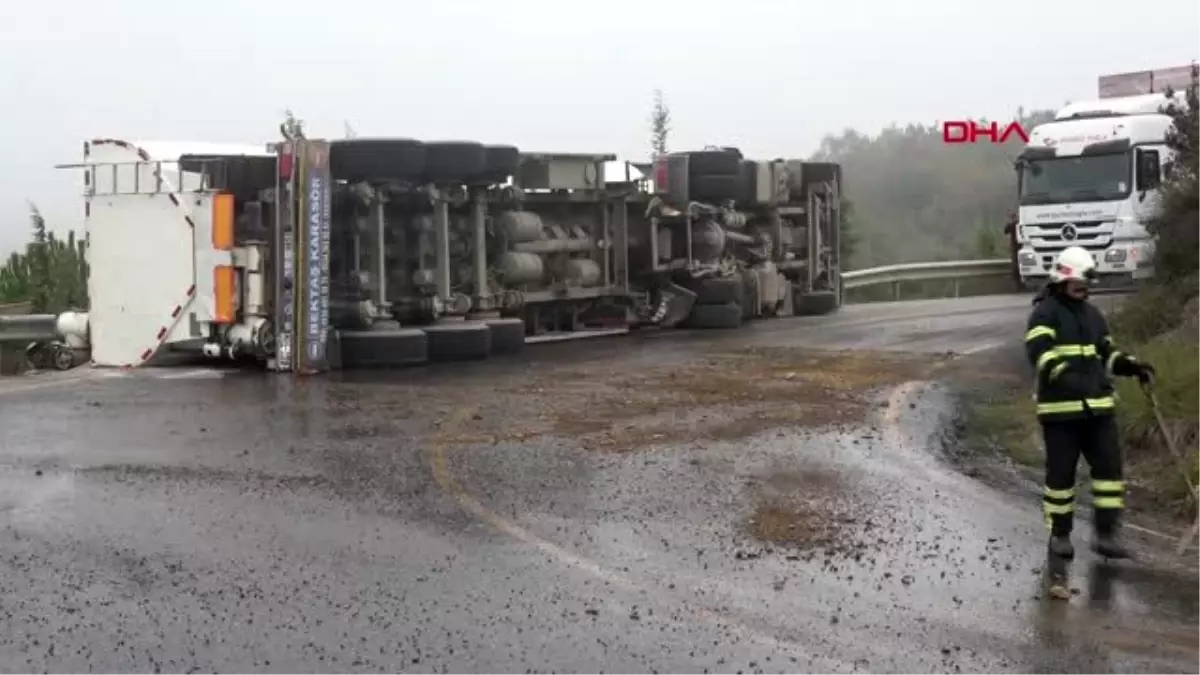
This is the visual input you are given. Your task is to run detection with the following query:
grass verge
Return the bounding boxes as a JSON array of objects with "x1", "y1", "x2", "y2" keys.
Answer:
[
  {"x1": 960, "y1": 389, "x2": 1042, "y2": 468},
  {"x1": 1113, "y1": 332, "x2": 1200, "y2": 512}
]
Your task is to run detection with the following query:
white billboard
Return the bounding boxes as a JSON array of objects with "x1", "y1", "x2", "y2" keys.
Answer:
[{"x1": 1098, "y1": 64, "x2": 1197, "y2": 99}]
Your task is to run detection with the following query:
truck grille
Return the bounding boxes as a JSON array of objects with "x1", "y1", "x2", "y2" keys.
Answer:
[
  {"x1": 1023, "y1": 222, "x2": 1109, "y2": 271},
  {"x1": 1026, "y1": 220, "x2": 1108, "y2": 244},
  {"x1": 1039, "y1": 251, "x2": 1102, "y2": 269}
]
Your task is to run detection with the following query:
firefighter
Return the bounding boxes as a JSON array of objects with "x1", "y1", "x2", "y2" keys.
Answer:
[{"x1": 1024, "y1": 246, "x2": 1155, "y2": 560}]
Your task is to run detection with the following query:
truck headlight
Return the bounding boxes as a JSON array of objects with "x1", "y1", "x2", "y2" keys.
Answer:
[
  {"x1": 1018, "y1": 252, "x2": 1037, "y2": 266},
  {"x1": 1104, "y1": 249, "x2": 1127, "y2": 263}
]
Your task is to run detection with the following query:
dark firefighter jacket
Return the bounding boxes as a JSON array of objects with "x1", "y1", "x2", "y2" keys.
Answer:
[{"x1": 1025, "y1": 287, "x2": 1141, "y2": 422}]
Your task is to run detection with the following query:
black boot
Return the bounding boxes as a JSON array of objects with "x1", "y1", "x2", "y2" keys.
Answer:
[
  {"x1": 1048, "y1": 533, "x2": 1075, "y2": 560},
  {"x1": 1092, "y1": 529, "x2": 1131, "y2": 559}
]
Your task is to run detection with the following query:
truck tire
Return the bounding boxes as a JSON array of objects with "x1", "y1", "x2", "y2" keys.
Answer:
[
  {"x1": 330, "y1": 299, "x2": 372, "y2": 331},
  {"x1": 337, "y1": 328, "x2": 429, "y2": 368},
  {"x1": 692, "y1": 276, "x2": 744, "y2": 306},
  {"x1": 794, "y1": 290, "x2": 840, "y2": 316},
  {"x1": 51, "y1": 343, "x2": 77, "y2": 371},
  {"x1": 686, "y1": 302, "x2": 743, "y2": 329},
  {"x1": 478, "y1": 145, "x2": 521, "y2": 183},
  {"x1": 689, "y1": 175, "x2": 741, "y2": 202},
  {"x1": 687, "y1": 149, "x2": 742, "y2": 177},
  {"x1": 330, "y1": 138, "x2": 425, "y2": 183},
  {"x1": 424, "y1": 321, "x2": 491, "y2": 361},
  {"x1": 485, "y1": 317, "x2": 526, "y2": 355},
  {"x1": 425, "y1": 141, "x2": 487, "y2": 183}
]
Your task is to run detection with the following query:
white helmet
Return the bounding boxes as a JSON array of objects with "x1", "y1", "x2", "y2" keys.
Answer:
[{"x1": 1049, "y1": 246, "x2": 1097, "y2": 283}]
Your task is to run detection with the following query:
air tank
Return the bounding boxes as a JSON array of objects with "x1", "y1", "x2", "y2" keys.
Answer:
[
  {"x1": 55, "y1": 311, "x2": 90, "y2": 350},
  {"x1": 566, "y1": 259, "x2": 601, "y2": 287},
  {"x1": 496, "y1": 251, "x2": 544, "y2": 285},
  {"x1": 496, "y1": 211, "x2": 544, "y2": 243}
]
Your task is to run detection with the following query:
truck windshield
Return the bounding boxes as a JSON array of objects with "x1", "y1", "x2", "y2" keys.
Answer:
[{"x1": 1018, "y1": 152, "x2": 1131, "y2": 205}]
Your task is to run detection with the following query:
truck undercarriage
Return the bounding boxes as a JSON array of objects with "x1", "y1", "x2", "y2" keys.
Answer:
[{"x1": 59, "y1": 136, "x2": 845, "y2": 373}]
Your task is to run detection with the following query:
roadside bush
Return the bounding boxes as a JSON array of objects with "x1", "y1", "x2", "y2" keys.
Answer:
[
  {"x1": 1115, "y1": 330, "x2": 1200, "y2": 506},
  {"x1": 1109, "y1": 65, "x2": 1200, "y2": 513},
  {"x1": 1108, "y1": 273, "x2": 1198, "y2": 344},
  {"x1": 1147, "y1": 66, "x2": 1200, "y2": 283}
]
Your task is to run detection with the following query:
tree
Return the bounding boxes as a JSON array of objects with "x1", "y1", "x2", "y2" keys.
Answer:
[
  {"x1": 1148, "y1": 65, "x2": 1199, "y2": 283},
  {"x1": 0, "y1": 251, "x2": 32, "y2": 303},
  {"x1": 0, "y1": 205, "x2": 88, "y2": 311},
  {"x1": 973, "y1": 223, "x2": 1006, "y2": 259},
  {"x1": 28, "y1": 203, "x2": 51, "y2": 312},
  {"x1": 811, "y1": 107, "x2": 1058, "y2": 269},
  {"x1": 649, "y1": 89, "x2": 671, "y2": 158},
  {"x1": 839, "y1": 197, "x2": 861, "y2": 268}
]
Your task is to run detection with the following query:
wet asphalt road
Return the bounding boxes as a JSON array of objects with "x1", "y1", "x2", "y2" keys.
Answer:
[{"x1": 1, "y1": 294, "x2": 1196, "y2": 674}]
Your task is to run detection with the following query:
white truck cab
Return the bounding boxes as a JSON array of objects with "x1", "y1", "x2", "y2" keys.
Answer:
[{"x1": 1014, "y1": 91, "x2": 1185, "y2": 289}]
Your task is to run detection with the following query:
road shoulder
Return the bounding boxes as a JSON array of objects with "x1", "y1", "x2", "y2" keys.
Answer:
[{"x1": 942, "y1": 343, "x2": 1199, "y2": 563}]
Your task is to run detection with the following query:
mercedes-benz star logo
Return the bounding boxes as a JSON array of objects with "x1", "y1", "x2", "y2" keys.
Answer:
[{"x1": 1060, "y1": 223, "x2": 1078, "y2": 241}]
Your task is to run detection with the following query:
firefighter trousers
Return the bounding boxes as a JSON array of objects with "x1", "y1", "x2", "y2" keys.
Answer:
[{"x1": 1041, "y1": 415, "x2": 1125, "y2": 536}]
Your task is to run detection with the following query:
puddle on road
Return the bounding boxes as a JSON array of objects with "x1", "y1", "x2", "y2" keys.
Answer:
[
  {"x1": 1031, "y1": 589, "x2": 1200, "y2": 665},
  {"x1": 741, "y1": 464, "x2": 887, "y2": 564}
]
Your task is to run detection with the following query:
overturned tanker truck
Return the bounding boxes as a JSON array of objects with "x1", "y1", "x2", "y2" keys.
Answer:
[{"x1": 55, "y1": 136, "x2": 843, "y2": 372}]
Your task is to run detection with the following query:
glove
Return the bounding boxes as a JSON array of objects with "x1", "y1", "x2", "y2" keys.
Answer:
[{"x1": 1135, "y1": 362, "x2": 1156, "y2": 386}]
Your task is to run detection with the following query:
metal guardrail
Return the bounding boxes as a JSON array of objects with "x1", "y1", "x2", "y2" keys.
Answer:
[
  {"x1": 0, "y1": 314, "x2": 58, "y2": 343},
  {"x1": 842, "y1": 259, "x2": 1010, "y2": 300}
]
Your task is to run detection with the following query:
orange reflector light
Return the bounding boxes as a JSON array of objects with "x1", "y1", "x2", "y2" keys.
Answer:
[
  {"x1": 212, "y1": 192, "x2": 235, "y2": 251},
  {"x1": 213, "y1": 265, "x2": 236, "y2": 324}
]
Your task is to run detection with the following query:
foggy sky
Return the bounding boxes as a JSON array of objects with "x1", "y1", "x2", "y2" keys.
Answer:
[{"x1": 1, "y1": 0, "x2": 1196, "y2": 254}]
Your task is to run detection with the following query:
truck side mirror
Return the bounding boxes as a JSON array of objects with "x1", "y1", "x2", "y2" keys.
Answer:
[{"x1": 1136, "y1": 149, "x2": 1161, "y2": 191}]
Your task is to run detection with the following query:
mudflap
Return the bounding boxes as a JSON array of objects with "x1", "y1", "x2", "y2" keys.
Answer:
[{"x1": 655, "y1": 282, "x2": 698, "y2": 329}]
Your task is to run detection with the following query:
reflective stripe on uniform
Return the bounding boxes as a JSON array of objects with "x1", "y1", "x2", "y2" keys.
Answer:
[
  {"x1": 1105, "y1": 350, "x2": 1126, "y2": 375},
  {"x1": 1042, "y1": 485, "x2": 1075, "y2": 525},
  {"x1": 1036, "y1": 396, "x2": 1115, "y2": 415},
  {"x1": 1025, "y1": 326, "x2": 1057, "y2": 342},
  {"x1": 1092, "y1": 478, "x2": 1124, "y2": 509},
  {"x1": 1038, "y1": 400, "x2": 1083, "y2": 414},
  {"x1": 1049, "y1": 361, "x2": 1068, "y2": 381},
  {"x1": 1043, "y1": 486, "x2": 1075, "y2": 500},
  {"x1": 1035, "y1": 344, "x2": 1098, "y2": 373}
]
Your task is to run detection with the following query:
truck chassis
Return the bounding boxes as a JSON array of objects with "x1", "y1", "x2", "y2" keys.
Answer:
[{"x1": 59, "y1": 136, "x2": 844, "y2": 373}]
